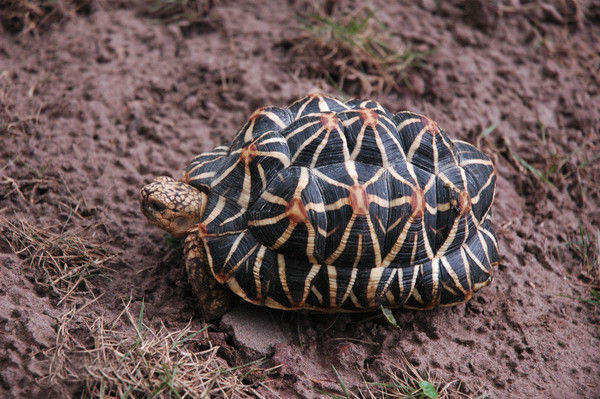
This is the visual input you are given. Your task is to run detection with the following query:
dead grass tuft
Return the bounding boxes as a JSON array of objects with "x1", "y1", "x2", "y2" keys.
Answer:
[
  {"x1": 0, "y1": 0, "x2": 93, "y2": 34},
  {"x1": 289, "y1": 5, "x2": 430, "y2": 97},
  {"x1": 138, "y1": 0, "x2": 214, "y2": 25},
  {"x1": 324, "y1": 354, "x2": 471, "y2": 399},
  {"x1": 0, "y1": 218, "x2": 113, "y2": 304},
  {"x1": 569, "y1": 225, "x2": 600, "y2": 288},
  {"x1": 49, "y1": 299, "x2": 268, "y2": 398}
]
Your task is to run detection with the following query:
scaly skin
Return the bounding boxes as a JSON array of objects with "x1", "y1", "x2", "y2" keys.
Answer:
[
  {"x1": 141, "y1": 176, "x2": 230, "y2": 319},
  {"x1": 184, "y1": 234, "x2": 232, "y2": 320}
]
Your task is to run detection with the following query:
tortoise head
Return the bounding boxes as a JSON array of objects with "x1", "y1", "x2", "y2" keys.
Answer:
[{"x1": 140, "y1": 176, "x2": 207, "y2": 237}]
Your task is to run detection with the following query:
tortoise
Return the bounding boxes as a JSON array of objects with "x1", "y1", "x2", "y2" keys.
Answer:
[{"x1": 140, "y1": 94, "x2": 498, "y2": 319}]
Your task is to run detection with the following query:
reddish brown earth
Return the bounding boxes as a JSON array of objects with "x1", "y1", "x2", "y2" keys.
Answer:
[{"x1": 1, "y1": 1, "x2": 599, "y2": 398}]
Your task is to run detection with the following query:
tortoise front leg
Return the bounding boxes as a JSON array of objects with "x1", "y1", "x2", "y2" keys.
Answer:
[{"x1": 184, "y1": 234, "x2": 232, "y2": 320}]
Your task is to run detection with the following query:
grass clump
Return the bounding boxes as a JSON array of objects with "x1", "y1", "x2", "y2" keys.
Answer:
[
  {"x1": 290, "y1": 5, "x2": 430, "y2": 96},
  {"x1": 0, "y1": 0, "x2": 92, "y2": 34},
  {"x1": 138, "y1": 0, "x2": 216, "y2": 36},
  {"x1": 0, "y1": 218, "x2": 113, "y2": 304},
  {"x1": 321, "y1": 355, "x2": 469, "y2": 399},
  {"x1": 48, "y1": 300, "x2": 267, "y2": 398}
]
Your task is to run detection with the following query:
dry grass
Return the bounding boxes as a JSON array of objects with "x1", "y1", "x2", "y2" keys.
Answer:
[
  {"x1": 569, "y1": 225, "x2": 600, "y2": 287},
  {"x1": 290, "y1": 5, "x2": 430, "y2": 97},
  {"x1": 0, "y1": 0, "x2": 93, "y2": 34},
  {"x1": 138, "y1": 0, "x2": 214, "y2": 24},
  {"x1": 48, "y1": 299, "x2": 270, "y2": 398},
  {"x1": 322, "y1": 354, "x2": 471, "y2": 399},
  {"x1": 0, "y1": 218, "x2": 113, "y2": 304}
]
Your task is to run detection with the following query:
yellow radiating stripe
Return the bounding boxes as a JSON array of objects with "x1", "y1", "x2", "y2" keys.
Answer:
[
  {"x1": 243, "y1": 118, "x2": 257, "y2": 143},
  {"x1": 221, "y1": 243, "x2": 258, "y2": 282},
  {"x1": 377, "y1": 268, "x2": 396, "y2": 304},
  {"x1": 406, "y1": 125, "x2": 429, "y2": 163},
  {"x1": 366, "y1": 266, "x2": 384, "y2": 305},
  {"x1": 437, "y1": 202, "x2": 451, "y2": 211},
  {"x1": 254, "y1": 151, "x2": 291, "y2": 167},
  {"x1": 310, "y1": 129, "x2": 331, "y2": 168},
  {"x1": 439, "y1": 133, "x2": 458, "y2": 164},
  {"x1": 437, "y1": 172, "x2": 460, "y2": 191},
  {"x1": 264, "y1": 110, "x2": 289, "y2": 128},
  {"x1": 325, "y1": 214, "x2": 357, "y2": 264},
  {"x1": 408, "y1": 265, "x2": 422, "y2": 304},
  {"x1": 277, "y1": 254, "x2": 293, "y2": 305},
  {"x1": 210, "y1": 157, "x2": 241, "y2": 187},
  {"x1": 337, "y1": 126, "x2": 351, "y2": 161},
  {"x1": 253, "y1": 246, "x2": 267, "y2": 301},
  {"x1": 313, "y1": 169, "x2": 351, "y2": 189},
  {"x1": 465, "y1": 242, "x2": 489, "y2": 275},
  {"x1": 480, "y1": 224, "x2": 498, "y2": 249},
  {"x1": 221, "y1": 231, "x2": 247, "y2": 272},
  {"x1": 460, "y1": 247, "x2": 473, "y2": 292},
  {"x1": 323, "y1": 197, "x2": 350, "y2": 211},
  {"x1": 432, "y1": 131, "x2": 439, "y2": 175},
  {"x1": 469, "y1": 170, "x2": 495, "y2": 205},
  {"x1": 365, "y1": 215, "x2": 382, "y2": 266},
  {"x1": 395, "y1": 116, "x2": 421, "y2": 132},
  {"x1": 305, "y1": 201, "x2": 326, "y2": 213},
  {"x1": 441, "y1": 281, "x2": 458, "y2": 296},
  {"x1": 477, "y1": 229, "x2": 492, "y2": 267},
  {"x1": 261, "y1": 191, "x2": 288, "y2": 206},
  {"x1": 331, "y1": 97, "x2": 348, "y2": 109},
  {"x1": 435, "y1": 216, "x2": 460, "y2": 257},
  {"x1": 378, "y1": 121, "x2": 404, "y2": 156},
  {"x1": 382, "y1": 216, "x2": 413, "y2": 266},
  {"x1": 272, "y1": 221, "x2": 297, "y2": 249},
  {"x1": 410, "y1": 233, "x2": 419, "y2": 264},
  {"x1": 420, "y1": 216, "x2": 435, "y2": 260},
  {"x1": 327, "y1": 265, "x2": 338, "y2": 307},
  {"x1": 340, "y1": 115, "x2": 360, "y2": 127},
  {"x1": 346, "y1": 160, "x2": 359, "y2": 183},
  {"x1": 364, "y1": 166, "x2": 387, "y2": 187},
  {"x1": 301, "y1": 264, "x2": 321, "y2": 305},
  {"x1": 258, "y1": 136, "x2": 287, "y2": 145},
  {"x1": 374, "y1": 128, "x2": 390, "y2": 167},
  {"x1": 340, "y1": 266, "x2": 358, "y2": 306},
  {"x1": 238, "y1": 162, "x2": 251, "y2": 208},
  {"x1": 460, "y1": 158, "x2": 493, "y2": 167},
  {"x1": 219, "y1": 207, "x2": 245, "y2": 226},
  {"x1": 290, "y1": 126, "x2": 325, "y2": 163},
  {"x1": 192, "y1": 171, "x2": 216, "y2": 180},
  {"x1": 430, "y1": 258, "x2": 440, "y2": 306},
  {"x1": 440, "y1": 256, "x2": 467, "y2": 295},
  {"x1": 370, "y1": 195, "x2": 391, "y2": 208},
  {"x1": 296, "y1": 166, "x2": 310, "y2": 195},
  {"x1": 350, "y1": 122, "x2": 368, "y2": 161},
  {"x1": 203, "y1": 196, "x2": 227, "y2": 225},
  {"x1": 285, "y1": 120, "x2": 320, "y2": 140},
  {"x1": 405, "y1": 163, "x2": 420, "y2": 185},
  {"x1": 257, "y1": 163, "x2": 267, "y2": 192},
  {"x1": 388, "y1": 196, "x2": 410, "y2": 207},
  {"x1": 317, "y1": 95, "x2": 328, "y2": 112},
  {"x1": 387, "y1": 165, "x2": 415, "y2": 188},
  {"x1": 247, "y1": 212, "x2": 287, "y2": 227},
  {"x1": 304, "y1": 222, "x2": 319, "y2": 264}
]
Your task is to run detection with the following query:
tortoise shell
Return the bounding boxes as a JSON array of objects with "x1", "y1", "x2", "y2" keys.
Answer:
[{"x1": 184, "y1": 94, "x2": 498, "y2": 311}]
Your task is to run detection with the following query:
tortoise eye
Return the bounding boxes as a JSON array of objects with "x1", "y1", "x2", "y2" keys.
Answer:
[{"x1": 149, "y1": 200, "x2": 166, "y2": 212}]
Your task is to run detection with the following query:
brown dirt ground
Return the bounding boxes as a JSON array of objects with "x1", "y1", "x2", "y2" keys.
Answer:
[{"x1": 1, "y1": 1, "x2": 599, "y2": 398}]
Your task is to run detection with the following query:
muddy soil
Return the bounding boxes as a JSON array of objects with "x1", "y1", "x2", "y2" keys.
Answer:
[{"x1": 1, "y1": 1, "x2": 599, "y2": 398}]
